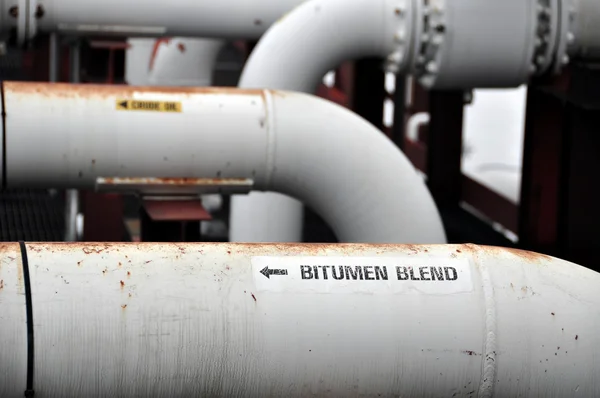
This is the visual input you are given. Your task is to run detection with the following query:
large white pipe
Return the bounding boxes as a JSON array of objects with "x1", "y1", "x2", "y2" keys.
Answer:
[
  {"x1": 239, "y1": 0, "x2": 402, "y2": 92},
  {"x1": 148, "y1": 38, "x2": 226, "y2": 87},
  {"x1": 145, "y1": 37, "x2": 229, "y2": 238},
  {"x1": 1, "y1": 242, "x2": 600, "y2": 397},
  {"x1": 7, "y1": 0, "x2": 308, "y2": 39},
  {"x1": 231, "y1": 0, "x2": 407, "y2": 242},
  {"x1": 0, "y1": 82, "x2": 445, "y2": 244}
]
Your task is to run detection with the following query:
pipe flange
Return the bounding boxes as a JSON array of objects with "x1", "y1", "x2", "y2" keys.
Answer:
[
  {"x1": 385, "y1": 0, "x2": 415, "y2": 74},
  {"x1": 552, "y1": 0, "x2": 576, "y2": 74},
  {"x1": 530, "y1": 0, "x2": 560, "y2": 76},
  {"x1": 413, "y1": 0, "x2": 446, "y2": 88}
]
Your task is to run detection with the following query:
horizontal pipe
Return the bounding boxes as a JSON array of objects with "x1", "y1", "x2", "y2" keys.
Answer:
[
  {"x1": 239, "y1": 0, "x2": 399, "y2": 92},
  {"x1": 11, "y1": 0, "x2": 308, "y2": 39},
  {"x1": 0, "y1": 82, "x2": 445, "y2": 244},
  {"x1": 1, "y1": 242, "x2": 599, "y2": 397}
]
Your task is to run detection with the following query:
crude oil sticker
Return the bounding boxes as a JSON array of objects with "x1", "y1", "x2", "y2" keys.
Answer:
[
  {"x1": 251, "y1": 256, "x2": 473, "y2": 295},
  {"x1": 116, "y1": 99, "x2": 182, "y2": 113}
]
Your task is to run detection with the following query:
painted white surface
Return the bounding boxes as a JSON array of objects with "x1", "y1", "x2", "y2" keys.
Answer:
[
  {"x1": 2, "y1": 82, "x2": 445, "y2": 244},
  {"x1": 33, "y1": 0, "x2": 310, "y2": 39},
  {"x1": 0, "y1": 244, "x2": 28, "y2": 398},
  {"x1": 1, "y1": 242, "x2": 599, "y2": 397},
  {"x1": 233, "y1": 0, "x2": 406, "y2": 242}
]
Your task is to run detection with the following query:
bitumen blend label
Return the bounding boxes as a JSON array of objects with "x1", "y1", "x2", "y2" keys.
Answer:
[{"x1": 251, "y1": 256, "x2": 473, "y2": 294}]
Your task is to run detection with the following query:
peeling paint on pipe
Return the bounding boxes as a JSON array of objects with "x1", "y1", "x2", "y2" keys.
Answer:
[
  {"x1": 0, "y1": 242, "x2": 599, "y2": 397},
  {"x1": 0, "y1": 82, "x2": 445, "y2": 244}
]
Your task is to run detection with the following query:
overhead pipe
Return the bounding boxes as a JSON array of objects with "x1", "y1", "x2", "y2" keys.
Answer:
[
  {"x1": 0, "y1": 82, "x2": 445, "y2": 244},
  {"x1": 4, "y1": 0, "x2": 592, "y2": 243},
  {"x1": 229, "y1": 0, "x2": 574, "y2": 242},
  {"x1": 145, "y1": 37, "x2": 229, "y2": 238},
  {"x1": 230, "y1": 0, "x2": 405, "y2": 242},
  {"x1": 1, "y1": 242, "x2": 600, "y2": 397},
  {"x1": 4, "y1": 0, "x2": 310, "y2": 43},
  {"x1": 4, "y1": 0, "x2": 597, "y2": 70}
]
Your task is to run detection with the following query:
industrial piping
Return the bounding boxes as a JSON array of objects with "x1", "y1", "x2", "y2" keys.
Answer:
[
  {"x1": 230, "y1": 0, "x2": 405, "y2": 242},
  {"x1": 2, "y1": 0, "x2": 310, "y2": 44},
  {"x1": 1, "y1": 242, "x2": 600, "y2": 397},
  {"x1": 5, "y1": 0, "x2": 598, "y2": 243},
  {"x1": 0, "y1": 82, "x2": 446, "y2": 244},
  {"x1": 230, "y1": 0, "x2": 582, "y2": 242}
]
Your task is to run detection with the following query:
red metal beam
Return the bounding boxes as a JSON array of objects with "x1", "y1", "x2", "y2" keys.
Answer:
[{"x1": 142, "y1": 200, "x2": 212, "y2": 222}]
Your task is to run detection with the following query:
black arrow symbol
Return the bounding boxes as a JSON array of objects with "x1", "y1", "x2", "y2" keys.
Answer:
[
  {"x1": 260, "y1": 266, "x2": 288, "y2": 279},
  {"x1": 118, "y1": 100, "x2": 128, "y2": 109}
]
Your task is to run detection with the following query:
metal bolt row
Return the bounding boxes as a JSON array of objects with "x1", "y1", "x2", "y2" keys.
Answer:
[
  {"x1": 386, "y1": 0, "x2": 411, "y2": 74},
  {"x1": 531, "y1": 0, "x2": 553, "y2": 74},
  {"x1": 414, "y1": 1, "x2": 446, "y2": 83}
]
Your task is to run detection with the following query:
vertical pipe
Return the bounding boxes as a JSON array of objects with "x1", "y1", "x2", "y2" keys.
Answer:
[
  {"x1": 48, "y1": 33, "x2": 59, "y2": 83},
  {"x1": 64, "y1": 39, "x2": 80, "y2": 242}
]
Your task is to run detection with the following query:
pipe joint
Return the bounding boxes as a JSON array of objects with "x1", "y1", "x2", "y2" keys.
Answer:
[
  {"x1": 384, "y1": 0, "x2": 416, "y2": 74},
  {"x1": 412, "y1": 0, "x2": 447, "y2": 85}
]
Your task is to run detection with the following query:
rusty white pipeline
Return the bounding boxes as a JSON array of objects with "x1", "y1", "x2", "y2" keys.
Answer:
[{"x1": 0, "y1": 242, "x2": 599, "y2": 397}]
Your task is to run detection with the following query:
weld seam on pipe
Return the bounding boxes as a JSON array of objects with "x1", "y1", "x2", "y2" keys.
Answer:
[
  {"x1": 477, "y1": 245, "x2": 498, "y2": 398},
  {"x1": 264, "y1": 90, "x2": 276, "y2": 188},
  {"x1": 18, "y1": 241, "x2": 35, "y2": 397}
]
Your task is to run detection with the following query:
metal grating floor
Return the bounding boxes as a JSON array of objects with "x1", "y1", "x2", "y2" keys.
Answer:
[{"x1": 0, "y1": 189, "x2": 65, "y2": 241}]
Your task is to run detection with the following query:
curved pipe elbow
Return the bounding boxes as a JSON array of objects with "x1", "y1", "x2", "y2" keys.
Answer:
[
  {"x1": 239, "y1": 0, "x2": 401, "y2": 91},
  {"x1": 267, "y1": 91, "x2": 445, "y2": 243},
  {"x1": 2, "y1": 82, "x2": 445, "y2": 244}
]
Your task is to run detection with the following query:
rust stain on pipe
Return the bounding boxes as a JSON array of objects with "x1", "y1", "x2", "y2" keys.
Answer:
[
  {"x1": 468, "y1": 244, "x2": 554, "y2": 263},
  {"x1": 19, "y1": 243, "x2": 555, "y2": 266},
  {"x1": 3, "y1": 81, "x2": 267, "y2": 99},
  {"x1": 101, "y1": 177, "x2": 251, "y2": 186}
]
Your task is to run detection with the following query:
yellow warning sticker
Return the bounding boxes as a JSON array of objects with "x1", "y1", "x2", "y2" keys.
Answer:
[{"x1": 116, "y1": 99, "x2": 182, "y2": 113}]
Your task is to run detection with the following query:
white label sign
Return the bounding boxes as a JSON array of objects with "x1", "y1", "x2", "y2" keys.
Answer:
[{"x1": 251, "y1": 256, "x2": 473, "y2": 295}]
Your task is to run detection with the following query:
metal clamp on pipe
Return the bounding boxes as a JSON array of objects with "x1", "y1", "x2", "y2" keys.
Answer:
[{"x1": 95, "y1": 177, "x2": 254, "y2": 196}]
